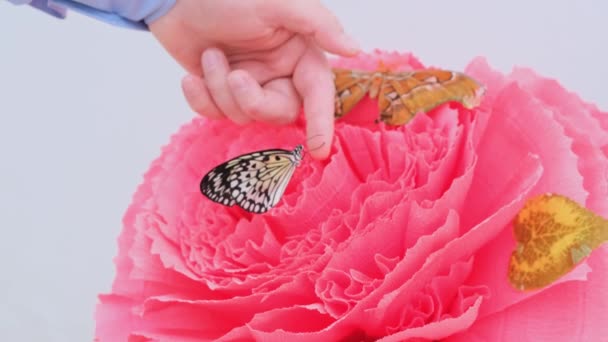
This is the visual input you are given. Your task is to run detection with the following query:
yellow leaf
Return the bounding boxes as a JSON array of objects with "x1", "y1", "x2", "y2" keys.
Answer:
[{"x1": 508, "y1": 193, "x2": 608, "y2": 291}]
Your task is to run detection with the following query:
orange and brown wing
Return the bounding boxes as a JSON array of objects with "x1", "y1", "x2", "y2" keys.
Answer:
[
  {"x1": 378, "y1": 70, "x2": 486, "y2": 126},
  {"x1": 376, "y1": 71, "x2": 419, "y2": 125},
  {"x1": 332, "y1": 68, "x2": 374, "y2": 118}
]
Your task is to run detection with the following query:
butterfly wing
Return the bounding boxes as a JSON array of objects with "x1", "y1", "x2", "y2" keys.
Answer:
[
  {"x1": 378, "y1": 70, "x2": 486, "y2": 126},
  {"x1": 200, "y1": 160, "x2": 239, "y2": 207},
  {"x1": 332, "y1": 68, "x2": 373, "y2": 118},
  {"x1": 200, "y1": 147, "x2": 301, "y2": 213},
  {"x1": 376, "y1": 71, "x2": 414, "y2": 124},
  {"x1": 254, "y1": 156, "x2": 299, "y2": 210}
]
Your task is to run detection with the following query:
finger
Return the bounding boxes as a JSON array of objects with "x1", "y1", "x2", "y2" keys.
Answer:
[
  {"x1": 228, "y1": 60, "x2": 279, "y2": 85},
  {"x1": 228, "y1": 70, "x2": 301, "y2": 125},
  {"x1": 260, "y1": 0, "x2": 360, "y2": 57},
  {"x1": 293, "y1": 44, "x2": 335, "y2": 160},
  {"x1": 181, "y1": 74, "x2": 224, "y2": 120},
  {"x1": 227, "y1": 35, "x2": 308, "y2": 83},
  {"x1": 201, "y1": 48, "x2": 252, "y2": 125}
]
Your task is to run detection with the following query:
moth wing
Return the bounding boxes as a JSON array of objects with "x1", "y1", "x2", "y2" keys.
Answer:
[
  {"x1": 333, "y1": 68, "x2": 373, "y2": 117},
  {"x1": 379, "y1": 70, "x2": 485, "y2": 126}
]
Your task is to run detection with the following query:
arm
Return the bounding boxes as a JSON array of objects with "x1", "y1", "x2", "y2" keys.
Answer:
[
  {"x1": 9, "y1": 0, "x2": 359, "y2": 160},
  {"x1": 8, "y1": 0, "x2": 176, "y2": 30}
]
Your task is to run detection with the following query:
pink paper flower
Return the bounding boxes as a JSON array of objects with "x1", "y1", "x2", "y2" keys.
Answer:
[{"x1": 95, "y1": 50, "x2": 608, "y2": 341}]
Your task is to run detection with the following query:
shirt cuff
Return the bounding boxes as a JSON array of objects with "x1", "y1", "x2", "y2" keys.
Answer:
[
  {"x1": 10, "y1": 0, "x2": 176, "y2": 30},
  {"x1": 10, "y1": 0, "x2": 66, "y2": 19}
]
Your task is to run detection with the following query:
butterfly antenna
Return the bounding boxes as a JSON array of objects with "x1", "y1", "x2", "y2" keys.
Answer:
[
  {"x1": 306, "y1": 134, "x2": 324, "y2": 143},
  {"x1": 304, "y1": 134, "x2": 326, "y2": 152},
  {"x1": 309, "y1": 141, "x2": 326, "y2": 152}
]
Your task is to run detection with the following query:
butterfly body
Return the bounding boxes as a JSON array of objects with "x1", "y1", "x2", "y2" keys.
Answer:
[
  {"x1": 333, "y1": 67, "x2": 486, "y2": 126},
  {"x1": 200, "y1": 145, "x2": 303, "y2": 213}
]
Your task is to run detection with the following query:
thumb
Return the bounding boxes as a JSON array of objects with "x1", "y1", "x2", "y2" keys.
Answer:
[{"x1": 260, "y1": 0, "x2": 360, "y2": 57}]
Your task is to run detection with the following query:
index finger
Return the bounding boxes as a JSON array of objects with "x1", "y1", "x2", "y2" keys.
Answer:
[
  {"x1": 260, "y1": 0, "x2": 360, "y2": 57},
  {"x1": 293, "y1": 44, "x2": 335, "y2": 160}
]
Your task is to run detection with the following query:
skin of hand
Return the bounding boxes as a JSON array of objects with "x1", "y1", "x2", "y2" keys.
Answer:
[{"x1": 148, "y1": 0, "x2": 360, "y2": 159}]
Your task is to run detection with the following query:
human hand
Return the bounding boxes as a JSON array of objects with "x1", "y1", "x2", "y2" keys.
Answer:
[{"x1": 148, "y1": 0, "x2": 359, "y2": 159}]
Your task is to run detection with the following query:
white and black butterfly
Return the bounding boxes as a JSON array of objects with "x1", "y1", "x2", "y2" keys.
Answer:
[{"x1": 200, "y1": 145, "x2": 304, "y2": 213}]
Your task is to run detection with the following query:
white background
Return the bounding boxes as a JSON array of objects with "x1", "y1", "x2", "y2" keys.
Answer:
[{"x1": 1, "y1": 1, "x2": 606, "y2": 341}]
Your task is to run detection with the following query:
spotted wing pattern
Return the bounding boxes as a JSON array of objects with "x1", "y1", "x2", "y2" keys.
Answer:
[{"x1": 200, "y1": 145, "x2": 304, "y2": 213}]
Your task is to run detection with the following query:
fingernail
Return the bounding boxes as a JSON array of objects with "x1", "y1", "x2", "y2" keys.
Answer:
[
  {"x1": 202, "y1": 49, "x2": 221, "y2": 71},
  {"x1": 181, "y1": 75, "x2": 200, "y2": 99},
  {"x1": 229, "y1": 73, "x2": 250, "y2": 92},
  {"x1": 341, "y1": 33, "x2": 361, "y2": 54},
  {"x1": 182, "y1": 75, "x2": 196, "y2": 90},
  {"x1": 229, "y1": 72, "x2": 258, "y2": 109}
]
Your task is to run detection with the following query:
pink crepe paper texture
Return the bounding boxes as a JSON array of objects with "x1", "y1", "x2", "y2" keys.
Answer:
[{"x1": 95, "y1": 50, "x2": 608, "y2": 341}]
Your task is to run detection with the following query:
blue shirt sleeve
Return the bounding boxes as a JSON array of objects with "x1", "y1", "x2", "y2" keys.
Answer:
[{"x1": 8, "y1": 0, "x2": 176, "y2": 31}]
